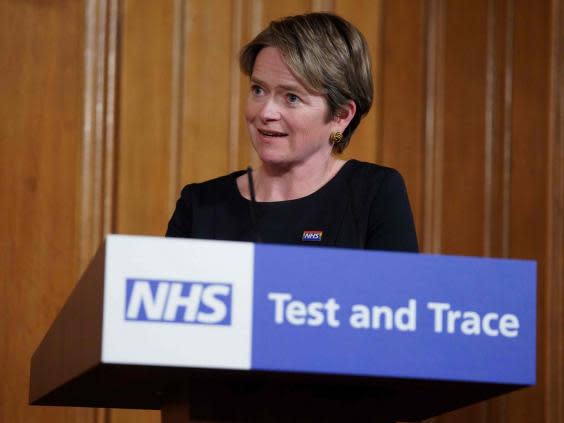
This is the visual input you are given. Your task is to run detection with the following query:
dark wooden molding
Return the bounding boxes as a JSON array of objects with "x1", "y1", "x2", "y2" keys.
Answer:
[
  {"x1": 423, "y1": 0, "x2": 445, "y2": 254},
  {"x1": 545, "y1": 0, "x2": 563, "y2": 421}
]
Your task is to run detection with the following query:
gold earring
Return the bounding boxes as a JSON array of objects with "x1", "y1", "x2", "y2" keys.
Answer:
[{"x1": 330, "y1": 131, "x2": 343, "y2": 145}]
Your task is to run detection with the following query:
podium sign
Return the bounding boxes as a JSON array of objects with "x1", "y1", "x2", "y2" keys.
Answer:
[
  {"x1": 30, "y1": 235, "x2": 536, "y2": 421},
  {"x1": 253, "y1": 244, "x2": 535, "y2": 384}
]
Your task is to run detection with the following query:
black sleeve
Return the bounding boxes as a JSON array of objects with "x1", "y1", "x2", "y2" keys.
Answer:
[
  {"x1": 365, "y1": 169, "x2": 419, "y2": 252},
  {"x1": 165, "y1": 185, "x2": 194, "y2": 238}
]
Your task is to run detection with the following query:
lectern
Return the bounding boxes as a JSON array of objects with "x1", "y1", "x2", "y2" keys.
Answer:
[{"x1": 30, "y1": 235, "x2": 536, "y2": 422}]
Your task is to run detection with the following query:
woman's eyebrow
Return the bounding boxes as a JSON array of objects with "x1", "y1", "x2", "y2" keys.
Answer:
[
  {"x1": 249, "y1": 76, "x2": 265, "y2": 86},
  {"x1": 250, "y1": 77, "x2": 307, "y2": 95}
]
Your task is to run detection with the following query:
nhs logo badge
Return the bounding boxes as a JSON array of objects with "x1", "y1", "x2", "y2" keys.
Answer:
[
  {"x1": 302, "y1": 230, "x2": 323, "y2": 241},
  {"x1": 125, "y1": 279, "x2": 232, "y2": 325}
]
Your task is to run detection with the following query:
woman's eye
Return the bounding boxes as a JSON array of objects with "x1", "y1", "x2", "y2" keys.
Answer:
[
  {"x1": 251, "y1": 85, "x2": 264, "y2": 96},
  {"x1": 287, "y1": 93, "x2": 301, "y2": 104}
]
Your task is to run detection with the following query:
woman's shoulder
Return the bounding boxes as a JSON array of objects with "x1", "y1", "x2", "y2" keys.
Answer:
[
  {"x1": 343, "y1": 159, "x2": 404, "y2": 186},
  {"x1": 339, "y1": 160, "x2": 411, "y2": 213}
]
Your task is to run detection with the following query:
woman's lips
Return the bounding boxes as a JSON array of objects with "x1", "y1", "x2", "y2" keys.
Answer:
[{"x1": 257, "y1": 128, "x2": 288, "y2": 137}]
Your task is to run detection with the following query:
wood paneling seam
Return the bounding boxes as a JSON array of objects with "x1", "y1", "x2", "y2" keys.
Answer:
[
  {"x1": 423, "y1": 0, "x2": 444, "y2": 254},
  {"x1": 311, "y1": 0, "x2": 335, "y2": 12},
  {"x1": 103, "y1": 0, "x2": 118, "y2": 236},
  {"x1": 81, "y1": 0, "x2": 117, "y2": 268},
  {"x1": 81, "y1": 0, "x2": 100, "y2": 269},
  {"x1": 432, "y1": 0, "x2": 444, "y2": 255},
  {"x1": 483, "y1": 0, "x2": 497, "y2": 258},
  {"x1": 501, "y1": 0, "x2": 515, "y2": 259},
  {"x1": 545, "y1": 0, "x2": 564, "y2": 421},
  {"x1": 93, "y1": 0, "x2": 107, "y2": 248},
  {"x1": 423, "y1": 0, "x2": 436, "y2": 255},
  {"x1": 169, "y1": 0, "x2": 186, "y2": 206},
  {"x1": 80, "y1": 0, "x2": 117, "y2": 257},
  {"x1": 374, "y1": 0, "x2": 385, "y2": 164},
  {"x1": 229, "y1": 0, "x2": 243, "y2": 171},
  {"x1": 250, "y1": 0, "x2": 263, "y2": 168},
  {"x1": 252, "y1": 0, "x2": 263, "y2": 38}
]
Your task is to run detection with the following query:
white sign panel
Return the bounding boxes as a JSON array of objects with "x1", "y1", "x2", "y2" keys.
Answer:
[{"x1": 101, "y1": 235, "x2": 254, "y2": 370}]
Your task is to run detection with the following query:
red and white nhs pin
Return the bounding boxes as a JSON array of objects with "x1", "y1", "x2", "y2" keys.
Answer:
[{"x1": 302, "y1": 230, "x2": 323, "y2": 241}]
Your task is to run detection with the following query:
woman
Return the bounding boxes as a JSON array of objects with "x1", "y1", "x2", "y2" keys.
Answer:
[{"x1": 167, "y1": 12, "x2": 418, "y2": 252}]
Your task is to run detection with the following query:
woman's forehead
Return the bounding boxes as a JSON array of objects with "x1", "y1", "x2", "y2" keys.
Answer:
[
  {"x1": 252, "y1": 48, "x2": 299, "y2": 84},
  {"x1": 252, "y1": 47, "x2": 319, "y2": 95}
]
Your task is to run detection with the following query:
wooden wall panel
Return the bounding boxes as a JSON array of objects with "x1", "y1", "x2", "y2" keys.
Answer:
[
  {"x1": 0, "y1": 1, "x2": 95, "y2": 423},
  {"x1": 440, "y1": 0, "x2": 489, "y2": 257},
  {"x1": 484, "y1": 0, "x2": 511, "y2": 261},
  {"x1": 179, "y1": 0, "x2": 235, "y2": 184},
  {"x1": 261, "y1": 0, "x2": 314, "y2": 19},
  {"x1": 421, "y1": 0, "x2": 445, "y2": 254},
  {"x1": 546, "y1": 1, "x2": 564, "y2": 421},
  {"x1": 110, "y1": 407, "x2": 159, "y2": 423},
  {"x1": 81, "y1": 0, "x2": 120, "y2": 265},
  {"x1": 379, "y1": 0, "x2": 427, "y2": 243},
  {"x1": 116, "y1": 0, "x2": 176, "y2": 236}
]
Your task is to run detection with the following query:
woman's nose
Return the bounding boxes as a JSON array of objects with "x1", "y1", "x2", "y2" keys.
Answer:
[{"x1": 259, "y1": 98, "x2": 281, "y2": 121}]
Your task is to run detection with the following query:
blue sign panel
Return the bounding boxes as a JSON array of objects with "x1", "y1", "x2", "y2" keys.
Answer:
[{"x1": 251, "y1": 245, "x2": 536, "y2": 385}]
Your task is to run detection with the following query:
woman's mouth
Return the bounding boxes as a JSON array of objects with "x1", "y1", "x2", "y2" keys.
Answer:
[{"x1": 257, "y1": 128, "x2": 288, "y2": 138}]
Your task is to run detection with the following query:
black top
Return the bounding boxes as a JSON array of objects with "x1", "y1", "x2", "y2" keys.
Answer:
[{"x1": 166, "y1": 160, "x2": 418, "y2": 252}]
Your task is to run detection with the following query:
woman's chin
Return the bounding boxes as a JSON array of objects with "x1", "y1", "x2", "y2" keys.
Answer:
[
  {"x1": 258, "y1": 154, "x2": 289, "y2": 167},
  {"x1": 253, "y1": 144, "x2": 289, "y2": 166}
]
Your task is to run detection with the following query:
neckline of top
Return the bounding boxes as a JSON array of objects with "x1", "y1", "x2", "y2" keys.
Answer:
[{"x1": 232, "y1": 160, "x2": 355, "y2": 206}]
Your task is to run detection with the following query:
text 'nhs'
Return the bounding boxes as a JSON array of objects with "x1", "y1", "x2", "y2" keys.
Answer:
[{"x1": 125, "y1": 279, "x2": 232, "y2": 325}]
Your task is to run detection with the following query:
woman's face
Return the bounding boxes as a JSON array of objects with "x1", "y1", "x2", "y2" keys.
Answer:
[{"x1": 245, "y1": 47, "x2": 336, "y2": 168}]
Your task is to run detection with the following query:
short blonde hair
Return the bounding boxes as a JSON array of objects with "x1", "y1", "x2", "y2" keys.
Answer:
[{"x1": 239, "y1": 13, "x2": 373, "y2": 153}]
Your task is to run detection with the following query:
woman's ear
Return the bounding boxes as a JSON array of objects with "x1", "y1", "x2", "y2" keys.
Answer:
[{"x1": 333, "y1": 100, "x2": 357, "y2": 132}]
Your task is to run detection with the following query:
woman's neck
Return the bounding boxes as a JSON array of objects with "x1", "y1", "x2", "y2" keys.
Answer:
[{"x1": 244, "y1": 157, "x2": 346, "y2": 202}]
